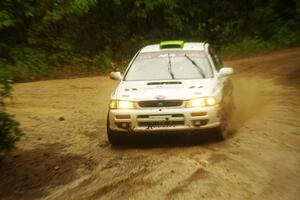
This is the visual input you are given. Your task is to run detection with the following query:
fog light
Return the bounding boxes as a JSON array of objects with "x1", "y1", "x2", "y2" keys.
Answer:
[
  {"x1": 193, "y1": 120, "x2": 202, "y2": 127},
  {"x1": 193, "y1": 119, "x2": 208, "y2": 127},
  {"x1": 116, "y1": 122, "x2": 131, "y2": 129},
  {"x1": 121, "y1": 122, "x2": 128, "y2": 128}
]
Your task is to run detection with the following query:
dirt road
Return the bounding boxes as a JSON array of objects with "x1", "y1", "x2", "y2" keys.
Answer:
[{"x1": 1, "y1": 48, "x2": 300, "y2": 200}]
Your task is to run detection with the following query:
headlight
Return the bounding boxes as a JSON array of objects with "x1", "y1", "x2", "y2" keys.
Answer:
[
  {"x1": 186, "y1": 97, "x2": 217, "y2": 107},
  {"x1": 109, "y1": 100, "x2": 136, "y2": 109}
]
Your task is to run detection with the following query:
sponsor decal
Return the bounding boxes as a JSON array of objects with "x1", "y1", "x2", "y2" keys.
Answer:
[{"x1": 155, "y1": 95, "x2": 166, "y2": 100}]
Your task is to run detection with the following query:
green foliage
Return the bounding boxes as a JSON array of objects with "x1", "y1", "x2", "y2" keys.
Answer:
[
  {"x1": 0, "y1": 10, "x2": 16, "y2": 29},
  {"x1": 0, "y1": 77, "x2": 12, "y2": 99},
  {"x1": 0, "y1": 112, "x2": 22, "y2": 158},
  {"x1": 0, "y1": 0, "x2": 299, "y2": 81},
  {"x1": 220, "y1": 38, "x2": 276, "y2": 59},
  {"x1": 273, "y1": 25, "x2": 299, "y2": 46},
  {"x1": 0, "y1": 77, "x2": 22, "y2": 159}
]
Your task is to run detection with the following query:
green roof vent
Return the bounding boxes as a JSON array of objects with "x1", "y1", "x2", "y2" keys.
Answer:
[{"x1": 160, "y1": 40, "x2": 185, "y2": 49}]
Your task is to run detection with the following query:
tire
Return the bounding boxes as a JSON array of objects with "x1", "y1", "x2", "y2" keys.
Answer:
[
  {"x1": 215, "y1": 101, "x2": 230, "y2": 140},
  {"x1": 107, "y1": 127, "x2": 126, "y2": 145},
  {"x1": 215, "y1": 120, "x2": 228, "y2": 140},
  {"x1": 106, "y1": 114, "x2": 128, "y2": 145}
]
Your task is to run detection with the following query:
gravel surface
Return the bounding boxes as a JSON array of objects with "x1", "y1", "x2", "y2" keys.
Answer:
[{"x1": 1, "y1": 48, "x2": 300, "y2": 200}]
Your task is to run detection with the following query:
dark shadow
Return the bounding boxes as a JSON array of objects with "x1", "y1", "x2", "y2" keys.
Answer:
[
  {"x1": 110, "y1": 129, "x2": 226, "y2": 149},
  {"x1": 0, "y1": 143, "x2": 97, "y2": 200}
]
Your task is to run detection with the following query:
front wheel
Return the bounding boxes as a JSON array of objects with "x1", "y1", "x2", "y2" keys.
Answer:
[
  {"x1": 215, "y1": 101, "x2": 231, "y2": 140},
  {"x1": 107, "y1": 127, "x2": 127, "y2": 145},
  {"x1": 214, "y1": 121, "x2": 228, "y2": 140},
  {"x1": 106, "y1": 114, "x2": 128, "y2": 145}
]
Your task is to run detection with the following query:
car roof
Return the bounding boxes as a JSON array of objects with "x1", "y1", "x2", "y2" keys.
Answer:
[{"x1": 140, "y1": 42, "x2": 209, "y2": 53}]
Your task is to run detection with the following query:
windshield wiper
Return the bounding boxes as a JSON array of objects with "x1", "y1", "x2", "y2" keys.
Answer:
[
  {"x1": 184, "y1": 54, "x2": 206, "y2": 78},
  {"x1": 168, "y1": 53, "x2": 175, "y2": 80}
]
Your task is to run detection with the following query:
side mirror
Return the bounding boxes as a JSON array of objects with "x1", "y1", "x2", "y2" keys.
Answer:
[
  {"x1": 219, "y1": 67, "x2": 233, "y2": 78},
  {"x1": 109, "y1": 72, "x2": 123, "y2": 81}
]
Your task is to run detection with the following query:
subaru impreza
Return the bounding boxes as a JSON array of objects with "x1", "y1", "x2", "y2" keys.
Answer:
[{"x1": 107, "y1": 41, "x2": 234, "y2": 145}]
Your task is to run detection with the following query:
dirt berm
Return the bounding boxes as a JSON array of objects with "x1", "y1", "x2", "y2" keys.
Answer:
[{"x1": 1, "y1": 48, "x2": 300, "y2": 200}]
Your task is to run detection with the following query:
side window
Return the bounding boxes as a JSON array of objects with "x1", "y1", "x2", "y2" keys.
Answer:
[{"x1": 209, "y1": 49, "x2": 223, "y2": 71}]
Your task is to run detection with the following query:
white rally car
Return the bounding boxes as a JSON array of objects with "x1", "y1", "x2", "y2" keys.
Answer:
[{"x1": 107, "y1": 41, "x2": 234, "y2": 145}]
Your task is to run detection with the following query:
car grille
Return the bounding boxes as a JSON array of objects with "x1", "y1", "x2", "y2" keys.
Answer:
[{"x1": 138, "y1": 100, "x2": 183, "y2": 108}]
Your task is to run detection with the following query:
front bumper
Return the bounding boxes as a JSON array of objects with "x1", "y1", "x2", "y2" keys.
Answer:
[{"x1": 108, "y1": 105, "x2": 221, "y2": 133}]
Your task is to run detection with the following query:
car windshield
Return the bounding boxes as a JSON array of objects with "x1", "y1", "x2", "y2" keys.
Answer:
[{"x1": 124, "y1": 51, "x2": 213, "y2": 81}]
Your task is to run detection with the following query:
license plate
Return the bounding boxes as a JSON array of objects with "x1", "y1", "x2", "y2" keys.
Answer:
[{"x1": 146, "y1": 121, "x2": 176, "y2": 129}]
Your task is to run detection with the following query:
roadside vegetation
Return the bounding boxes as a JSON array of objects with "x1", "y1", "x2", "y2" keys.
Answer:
[
  {"x1": 0, "y1": 0, "x2": 299, "y2": 82},
  {"x1": 0, "y1": 76, "x2": 22, "y2": 159}
]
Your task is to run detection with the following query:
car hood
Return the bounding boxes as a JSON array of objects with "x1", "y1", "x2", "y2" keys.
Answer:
[{"x1": 113, "y1": 79, "x2": 218, "y2": 101}]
